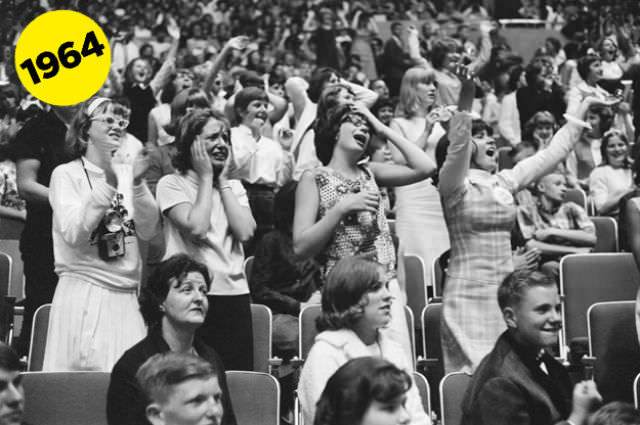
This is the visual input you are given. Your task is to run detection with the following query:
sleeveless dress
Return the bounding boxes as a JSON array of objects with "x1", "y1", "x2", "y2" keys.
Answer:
[
  {"x1": 314, "y1": 165, "x2": 412, "y2": 362},
  {"x1": 392, "y1": 118, "x2": 450, "y2": 289}
]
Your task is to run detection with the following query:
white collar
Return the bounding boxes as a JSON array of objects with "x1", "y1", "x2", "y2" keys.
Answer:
[{"x1": 80, "y1": 156, "x2": 104, "y2": 174}]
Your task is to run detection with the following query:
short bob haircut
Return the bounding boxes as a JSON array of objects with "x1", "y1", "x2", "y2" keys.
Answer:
[
  {"x1": 599, "y1": 129, "x2": 630, "y2": 168},
  {"x1": 497, "y1": 269, "x2": 556, "y2": 311},
  {"x1": 172, "y1": 108, "x2": 230, "y2": 174},
  {"x1": 576, "y1": 54, "x2": 602, "y2": 82},
  {"x1": 136, "y1": 352, "x2": 218, "y2": 405},
  {"x1": 65, "y1": 96, "x2": 130, "y2": 160},
  {"x1": 233, "y1": 86, "x2": 269, "y2": 124},
  {"x1": 587, "y1": 104, "x2": 614, "y2": 135},
  {"x1": 396, "y1": 67, "x2": 437, "y2": 118},
  {"x1": 430, "y1": 38, "x2": 462, "y2": 70},
  {"x1": 314, "y1": 103, "x2": 374, "y2": 166},
  {"x1": 307, "y1": 67, "x2": 339, "y2": 103},
  {"x1": 317, "y1": 257, "x2": 384, "y2": 332},
  {"x1": 314, "y1": 357, "x2": 412, "y2": 425},
  {"x1": 138, "y1": 253, "x2": 211, "y2": 327}
]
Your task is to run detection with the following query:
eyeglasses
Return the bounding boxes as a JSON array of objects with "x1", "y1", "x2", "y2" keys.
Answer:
[
  {"x1": 341, "y1": 113, "x2": 368, "y2": 128},
  {"x1": 92, "y1": 115, "x2": 129, "y2": 129}
]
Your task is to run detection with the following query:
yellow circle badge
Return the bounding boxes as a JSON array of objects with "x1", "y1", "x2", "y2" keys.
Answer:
[{"x1": 15, "y1": 10, "x2": 111, "y2": 106}]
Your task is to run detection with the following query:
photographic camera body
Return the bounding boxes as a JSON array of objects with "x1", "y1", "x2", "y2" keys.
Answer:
[
  {"x1": 98, "y1": 231, "x2": 126, "y2": 261},
  {"x1": 95, "y1": 205, "x2": 128, "y2": 261}
]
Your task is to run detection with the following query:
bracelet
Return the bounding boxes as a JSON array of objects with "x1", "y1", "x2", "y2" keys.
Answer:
[{"x1": 219, "y1": 185, "x2": 232, "y2": 192}]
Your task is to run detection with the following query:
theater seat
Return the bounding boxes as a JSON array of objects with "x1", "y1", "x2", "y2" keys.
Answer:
[
  {"x1": 22, "y1": 371, "x2": 110, "y2": 425},
  {"x1": 226, "y1": 371, "x2": 280, "y2": 425}
]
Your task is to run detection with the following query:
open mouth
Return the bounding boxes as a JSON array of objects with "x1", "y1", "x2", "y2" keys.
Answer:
[
  {"x1": 353, "y1": 133, "x2": 368, "y2": 147},
  {"x1": 255, "y1": 112, "x2": 268, "y2": 121},
  {"x1": 486, "y1": 147, "x2": 496, "y2": 157},
  {"x1": 210, "y1": 146, "x2": 228, "y2": 161}
]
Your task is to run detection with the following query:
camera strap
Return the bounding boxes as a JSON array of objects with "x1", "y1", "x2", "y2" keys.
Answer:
[{"x1": 79, "y1": 158, "x2": 93, "y2": 190}]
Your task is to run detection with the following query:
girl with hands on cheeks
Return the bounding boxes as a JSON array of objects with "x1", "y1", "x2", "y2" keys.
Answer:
[
  {"x1": 293, "y1": 101, "x2": 436, "y2": 363},
  {"x1": 44, "y1": 96, "x2": 160, "y2": 372},
  {"x1": 156, "y1": 109, "x2": 256, "y2": 371}
]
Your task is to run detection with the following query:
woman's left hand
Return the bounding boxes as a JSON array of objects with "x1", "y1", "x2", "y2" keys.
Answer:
[{"x1": 132, "y1": 148, "x2": 151, "y2": 184}]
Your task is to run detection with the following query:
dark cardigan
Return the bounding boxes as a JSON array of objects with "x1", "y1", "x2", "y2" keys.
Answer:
[{"x1": 106, "y1": 325, "x2": 237, "y2": 425}]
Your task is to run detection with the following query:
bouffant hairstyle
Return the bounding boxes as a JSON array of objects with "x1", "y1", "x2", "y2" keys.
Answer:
[
  {"x1": 307, "y1": 67, "x2": 339, "y2": 103},
  {"x1": 314, "y1": 103, "x2": 373, "y2": 166},
  {"x1": 314, "y1": 357, "x2": 412, "y2": 425},
  {"x1": 171, "y1": 108, "x2": 230, "y2": 174},
  {"x1": 431, "y1": 38, "x2": 461, "y2": 70},
  {"x1": 138, "y1": 254, "x2": 211, "y2": 327},
  {"x1": 317, "y1": 257, "x2": 384, "y2": 332}
]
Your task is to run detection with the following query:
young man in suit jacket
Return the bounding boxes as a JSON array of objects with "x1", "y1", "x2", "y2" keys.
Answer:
[{"x1": 461, "y1": 269, "x2": 602, "y2": 425}]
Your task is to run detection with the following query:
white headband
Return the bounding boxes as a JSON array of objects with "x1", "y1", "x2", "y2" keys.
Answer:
[{"x1": 87, "y1": 97, "x2": 110, "y2": 116}]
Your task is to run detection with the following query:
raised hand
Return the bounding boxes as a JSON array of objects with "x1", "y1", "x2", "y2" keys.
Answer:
[
  {"x1": 351, "y1": 102, "x2": 384, "y2": 134},
  {"x1": 190, "y1": 139, "x2": 213, "y2": 178},
  {"x1": 132, "y1": 148, "x2": 151, "y2": 183},
  {"x1": 166, "y1": 16, "x2": 180, "y2": 40},
  {"x1": 226, "y1": 35, "x2": 250, "y2": 51}
]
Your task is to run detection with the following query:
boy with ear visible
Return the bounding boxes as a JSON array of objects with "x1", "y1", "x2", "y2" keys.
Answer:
[
  {"x1": 515, "y1": 172, "x2": 596, "y2": 280},
  {"x1": 461, "y1": 269, "x2": 602, "y2": 425}
]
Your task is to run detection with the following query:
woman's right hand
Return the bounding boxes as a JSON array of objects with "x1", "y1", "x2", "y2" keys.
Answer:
[
  {"x1": 191, "y1": 139, "x2": 213, "y2": 178},
  {"x1": 337, "y1": 190, "x2": 379, "y2": 216}
]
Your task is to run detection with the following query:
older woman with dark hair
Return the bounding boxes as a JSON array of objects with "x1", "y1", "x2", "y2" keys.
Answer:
[
  {"x1": 315, "y1": 357, "x2": 413, "y2": 425},
  {"x1": 44, "y1": 96, "x2": 159, "y2": 372},
  {"x1": 298, "y1": 257, "x2": 429, "y2": 425},
  {"x1": 156, "y1": 108, "x2": 255, "y2": 371},
  {"x1": 107, "y1": 254, "x2": 237, "y2": 425}
]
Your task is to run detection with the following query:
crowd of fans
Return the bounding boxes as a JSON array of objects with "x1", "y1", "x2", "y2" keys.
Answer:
[{"x1": 1, "y1": 0, "x2": 640, "y2": 424}]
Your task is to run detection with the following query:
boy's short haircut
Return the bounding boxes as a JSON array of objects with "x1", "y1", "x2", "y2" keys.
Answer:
[
  {"x1": 136, "y1": 352, "x2": 217, "y2": 405},
  {"x1": 497, "y1": 269, "x2": 556, "y2": 311}
]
